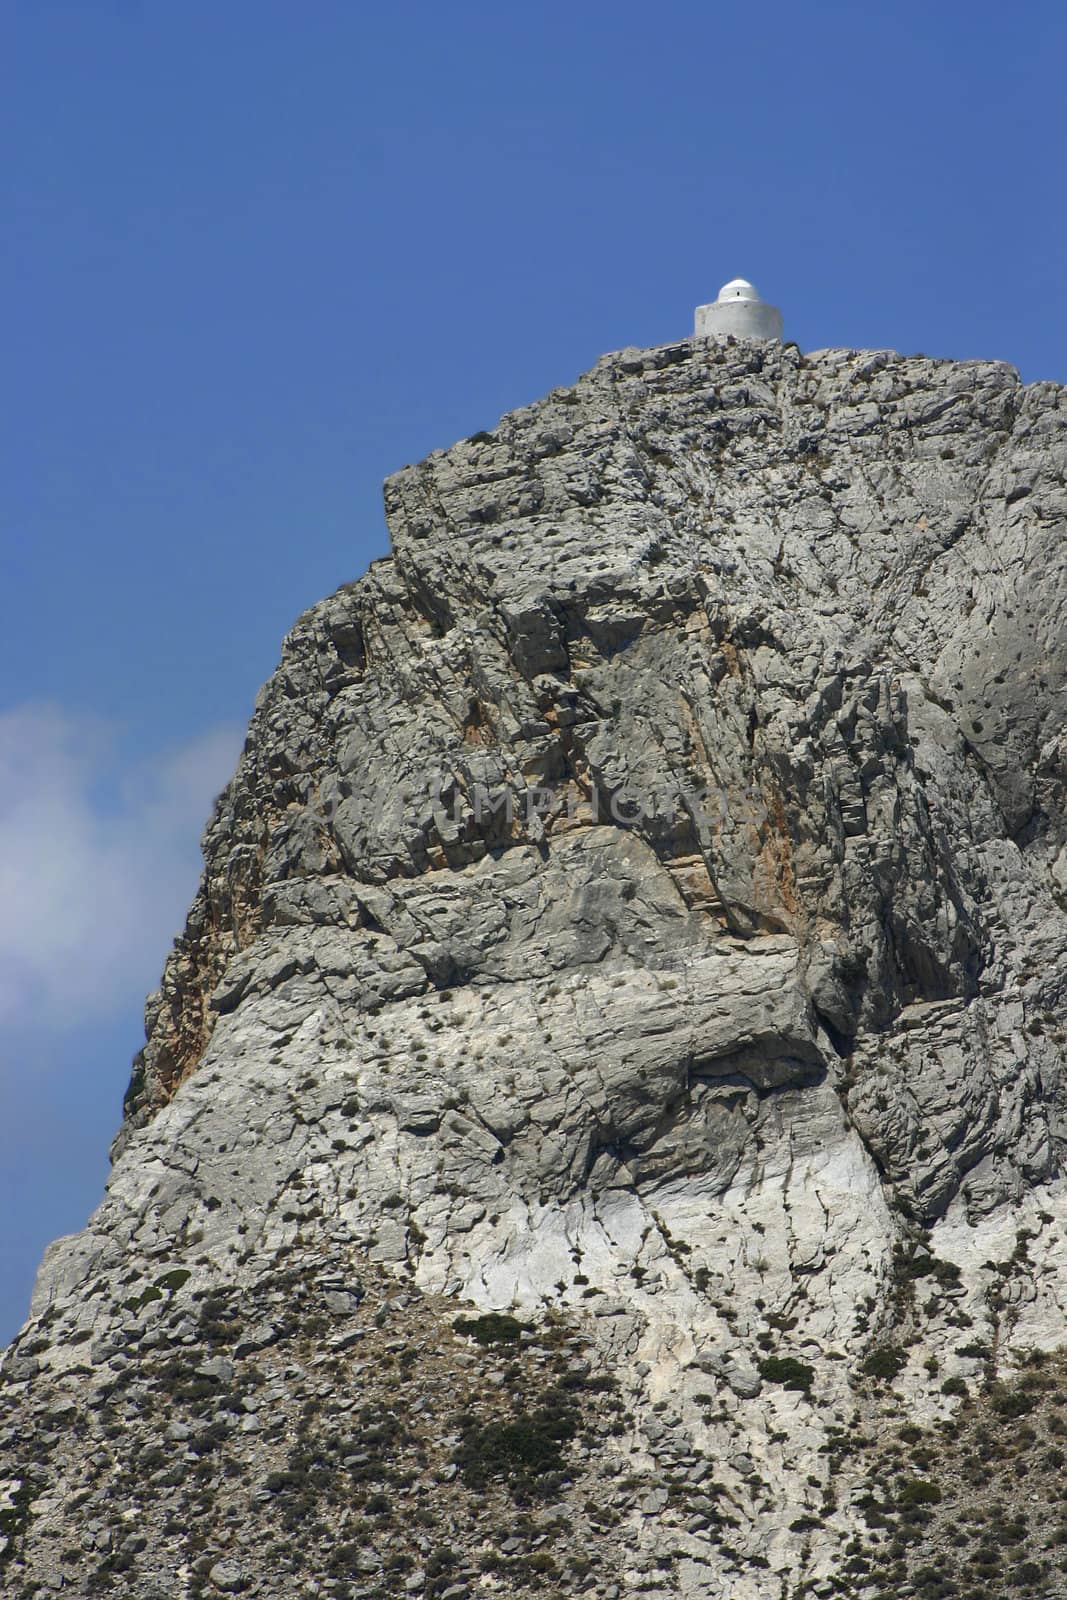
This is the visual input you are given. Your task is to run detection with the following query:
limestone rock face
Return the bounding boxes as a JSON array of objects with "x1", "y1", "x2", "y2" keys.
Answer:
[{"x1": 5, "y1": 337, "x2": 1067, "y2": 1598}]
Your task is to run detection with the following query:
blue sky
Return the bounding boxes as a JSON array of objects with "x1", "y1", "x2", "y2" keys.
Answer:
[{"x1": 2, "y1": 0, "x2": 1065, "y2": 1343}]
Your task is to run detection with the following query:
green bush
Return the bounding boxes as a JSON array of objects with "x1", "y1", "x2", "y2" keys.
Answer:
[
  {"x1": 758, "y1": 1356, "x2": 814, "y2": 1395},
  {"x1": 455, "y1": 1396, "x2": 578, "y2": 1495},
  {"x1": 0, "y1": 1475, "x2": 35, "y2": 1563},
  {"x1": 124, "y1": 1284, "x2": 163, "y2": 1314},
  {"x1": 991, "y1": 1386, "x2": 1036, "y2": 1419},
  {"x1": 863, "y1": 1345, "x2": 908, "y2": 1382},
  {"x1": 155, "y1": 1268, "x2": 191, "y2": 1293},
  {"x1": 896, "y1": 1477, "x2": 942, "y2": 1509},
  {"x1": 453, "y1": 1312, "x2": 528, "y2": 1347}
]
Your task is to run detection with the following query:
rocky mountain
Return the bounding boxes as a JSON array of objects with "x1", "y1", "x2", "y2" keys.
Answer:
[{"x1": 3, "y1": 333, "x2": 1067, "y2": 1600}]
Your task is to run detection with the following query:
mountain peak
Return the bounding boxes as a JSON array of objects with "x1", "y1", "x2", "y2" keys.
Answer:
[{"x1": 5, "y1": 341, "x2": 1067, "y2": 1597}]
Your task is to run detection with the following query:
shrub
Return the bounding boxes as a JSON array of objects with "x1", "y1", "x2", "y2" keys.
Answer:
[
  {"x1": 0, "y1": 1475, "x2": 35, "y2": 1563},
  {"x1": 863, "y1": 1346, "x2": 908, "y2": 1382},
  {"x1": 155, "y1": 1268, "x2": 191, "y2": 1293},
  {"x1": 991, "y1": 1386, "x2": 1036, "y2": 1419},
  {"x1": 124, "y1": 1285, "x2": 163, "y2": 1314},
  {"x1": 896, "y1": 1477, "x2": 942, "y2": 1509},
  {"x1": 455, "y1": 1397, "x2": 578, "y2": 1495},
  {"x1": 758, "y1": 1356, "x2": 814, "y2": 1395},
  {"x1": 425, "y1": 1546, "x2": 457, "y2": 1577},
  {"x1": 453, "y1": 1313, "x2": 528, "y2": 1347}
]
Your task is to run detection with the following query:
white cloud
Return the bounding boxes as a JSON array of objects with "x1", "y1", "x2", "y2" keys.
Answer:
[{"x1": 0, "y1": 704, "x2": 243, "y2": 1036}]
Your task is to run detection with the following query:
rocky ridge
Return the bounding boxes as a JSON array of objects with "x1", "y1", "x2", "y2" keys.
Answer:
[{"x1": 3, "y1": 332, "x2": 1067, "y2": 1599}]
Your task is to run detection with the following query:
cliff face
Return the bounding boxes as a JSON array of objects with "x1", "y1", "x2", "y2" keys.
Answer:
[{"x1": 4, "y1": 337, "x2": 1067, "y2": 1600}]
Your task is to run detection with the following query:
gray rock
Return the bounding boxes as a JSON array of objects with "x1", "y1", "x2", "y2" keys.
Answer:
[
  {"x1": 726, "y1": 1364, "x2": 762, "y2": 1400},
  {"x1": 233, "y1": 1322, "x2": 280, "y2": 1355},
  {"x1": 329, "y1": 1327, "x2": 364, "y2": 1352},
  {"x1": 321, "y1": 1290, "x2": 360, "y2": 1315},
  {"x1": 9, "y1": 335, "x2": 1067, "y2": 1599},
  {"x1": 208, "y1": 1562, "x2": 245, "y2": 1592},
  {"x1": 196, "y1": 1357, "x2": 235, "y2": 1383}
]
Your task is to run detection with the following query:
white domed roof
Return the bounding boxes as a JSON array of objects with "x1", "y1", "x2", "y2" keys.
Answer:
[
  {"x1": 694, "y1": 277, "x2": 783, "y2": 341},
  {"x1": 717, "y1": 278, "x2": 761, "y2": 303}
]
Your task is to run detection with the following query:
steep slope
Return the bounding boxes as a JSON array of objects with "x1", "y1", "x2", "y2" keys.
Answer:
[{"x1": 4, "y1": 335, "x2": 1067, "y2": 1600}]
